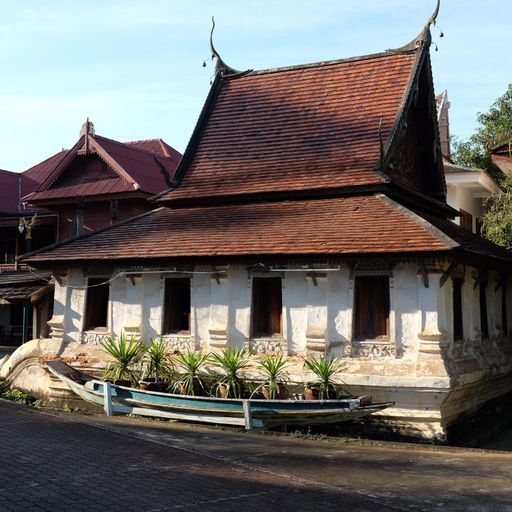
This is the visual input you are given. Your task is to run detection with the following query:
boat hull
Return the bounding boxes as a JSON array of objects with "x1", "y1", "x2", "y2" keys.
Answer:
[{"x1": 46, "y1": 360, "x2": 394, "y2": 429}]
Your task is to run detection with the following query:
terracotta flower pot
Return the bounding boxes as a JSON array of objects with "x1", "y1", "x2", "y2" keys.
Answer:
[
  {"x1": 262, "y1": 383, "x2": 288, "y2": 400},
  {"x1": 140, "y1": 380, "x2": 169, "y2": 392}
]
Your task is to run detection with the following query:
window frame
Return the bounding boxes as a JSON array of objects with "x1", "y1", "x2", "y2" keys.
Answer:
[
  {"x1": 83, "y1": 277, "x2": 110, "y2": 331},
  {"x1": 479, "y1": 282, "x2": 489, "y2": 339},
  {"x1": 251, "y1": 276, "x2": 283, "y2": 338},
  {"x1": 162, "y1": 277, "x2": 191, "y2": 335},
  {"x1": 452, "y1": 277, "x2": 464, "y2": 341},
  {"x1": 352, "y1": 275, "x2": 390, "y2": 341}
]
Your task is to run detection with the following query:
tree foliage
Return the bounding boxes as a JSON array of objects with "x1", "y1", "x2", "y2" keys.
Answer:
[
  {"x1": 452, "y1": 84, "x2": 512, "y2": 248},
  {"x1": 481, "y1": 178, "x2": 512, "y2": 250},
  {"x1": 452, "y1": 83, "x2": 512, "y2": 185}
]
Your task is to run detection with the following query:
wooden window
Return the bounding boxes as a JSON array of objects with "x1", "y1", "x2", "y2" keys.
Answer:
[
  {"x1": 251, "y1": 277, "x2": 282, "y2": 337},
  {"x1": 452, "y1": 277, "x2": 463, "y2": 340},
  {"x1": 84, "y1": 278, "x2": 109, "y2": 330},
  {"x1": 502, "y1": 288, "x2": 508, "y2": 336},
  {"x1": 353, "y1": 276, "x2": 390, "y2": 340},
  {"x1": 479, "y1": 283, "x2": 489, "y2": 338},
  {"x1": 163, "y1": 278, "x2": 191, "y2": 334},
  {"x1": 459, "y1": 209, "x2": 473, "y2": 232}
]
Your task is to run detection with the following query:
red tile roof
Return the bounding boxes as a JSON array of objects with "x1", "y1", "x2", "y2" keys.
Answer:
[
  {"x1": 158, "y1": 51, "x2": 418, "y2": 203},
  {"x1": 24, "y1": 194, "x2": 460, "y2": 263}
]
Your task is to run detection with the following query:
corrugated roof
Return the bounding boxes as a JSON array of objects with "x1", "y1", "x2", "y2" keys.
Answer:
[
  {"x1": 22, "y1": 136, "x2": 181, "y2": 203},
  {"x1": 0, "y1": 169, "x2": 20, "y2": 213}
]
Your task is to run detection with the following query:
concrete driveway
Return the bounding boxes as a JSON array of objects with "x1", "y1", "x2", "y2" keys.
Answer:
[{"x1": 1, "y1": 399, "x2": 512, "y2": 511}]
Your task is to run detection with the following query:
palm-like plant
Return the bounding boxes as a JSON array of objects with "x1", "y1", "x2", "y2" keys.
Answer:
[
  {"x1": 304, "y1": 354, "x2": 347, "y2": 399},
  {"x1": 257, "y1": 353, "x2": 289, "y2": 400},
  {"x1": 173, "y1": 351, "x2": 211, "y2": 396},
  {"x1": 100, "y1": 331, "x2": 147, "y2": 385},
  {"x1": 142, "y1": 337, "x2": 174, "y2": 383},
  {"x1": 210, "y1": 346, "x2": 252, "y2": 398}
]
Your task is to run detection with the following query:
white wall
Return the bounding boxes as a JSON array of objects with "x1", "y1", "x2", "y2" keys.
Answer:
[{"x1": 49, "y1": 263, "x2": 511, "y2": 359}]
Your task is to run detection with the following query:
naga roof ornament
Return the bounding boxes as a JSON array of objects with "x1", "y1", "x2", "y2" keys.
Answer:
[
  {"x1": 388, "y1": 0, "x2": 443, "y2": 54},
  {"x1": 209, "y1": 17, "x2": 252, "y2": 78}
]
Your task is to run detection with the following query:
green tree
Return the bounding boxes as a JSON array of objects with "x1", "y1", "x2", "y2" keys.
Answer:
[
  {"x1": 452, "y1": 83, "x2": 512, "y2": 185},
  {"x1": 452, "y1": 84, "x2": 512, "y2": 248},
  {"x1": 481, "y1": 178, "x2": 512, "y2": 249}
]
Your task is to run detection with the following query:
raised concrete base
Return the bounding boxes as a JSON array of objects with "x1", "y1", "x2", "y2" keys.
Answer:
[{"x1": 2, "y1": 339, "x2": 512, "y2": 441}]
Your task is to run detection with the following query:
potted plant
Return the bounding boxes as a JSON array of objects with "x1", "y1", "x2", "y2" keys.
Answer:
[
  {"x1": 100, "y1": 331, "x2": 147, "y2": 387},
  {"x1": 139, "y1": 337, "x2": 174, "y2": 391},
  {"x1": 256, "y1": 353, "x2": 289, "y2": 400},
  {"x1": 210, "y1": 346, "x2": 252, "y2": 398},
  {"x1": 304, "y1": 354, "x2": 347, "y2": 400},
  {"x1": 173, "y1": 351, "x2": 211, "y2": 396}
]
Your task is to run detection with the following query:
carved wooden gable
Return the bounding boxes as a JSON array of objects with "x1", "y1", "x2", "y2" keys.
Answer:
[{"x1": 386, "y1": 55, "x2": 446, "y2": 202}]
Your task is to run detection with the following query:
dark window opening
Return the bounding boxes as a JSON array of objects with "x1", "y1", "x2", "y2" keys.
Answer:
[
  {"x1": 252, "y1": 277, "x2": 282, "y2": 337},
  {"x1": 452, "y1": 278, "x2": 463, "y2": 340},
  {"x1": 163, "y1": 278, "x2": 191, "y2": 334},
  {"x1": 10, "y1": 302, "x2": 24, "y2": 326},
  {"x1": 502, "y1": 288, "x2": 508, "y2": 336},
  {"x1": 84, "y1": 277, "x2": 109, "y2": 330},
  {"x1": 353, "y1": 276, "x2": 390, "y2": 340},
  {"x1": 479, "y1": 282, "x2": 489, "y2": 339}
]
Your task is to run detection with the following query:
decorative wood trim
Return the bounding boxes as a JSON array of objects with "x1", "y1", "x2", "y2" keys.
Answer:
[
  {"x1": 473, "y1": 269, "x2": 488, "y2": 290},
  {"x1": 419, "y1": 261, "x2": 429, "y2": 288},
  {"x1": 439, "y1": 263, "x2": 456, "y2": 288}
]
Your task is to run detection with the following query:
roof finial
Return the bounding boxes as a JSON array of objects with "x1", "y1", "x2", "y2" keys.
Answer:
[
  {"x1": 80, "y1": 117, "x2": 95, "y2": 154},
  {"x1": 387, "y1": 0, "x2": 443, "y2": 54},
  {"x1": 427, "y1": 0, "x2": 441, "y2": 29},
  {"x1": 209, "y1": 16, "x2": 252, "y2": 78}
]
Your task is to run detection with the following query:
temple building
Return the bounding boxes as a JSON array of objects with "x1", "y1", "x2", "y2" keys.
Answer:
[{"x1": 15, "y1": 6, "x2": 512, "y2": 439}]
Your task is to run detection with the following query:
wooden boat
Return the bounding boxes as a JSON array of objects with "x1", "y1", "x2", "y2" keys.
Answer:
[{"x1": 47, "y1": 360, "x2": 394, "y2": 429}]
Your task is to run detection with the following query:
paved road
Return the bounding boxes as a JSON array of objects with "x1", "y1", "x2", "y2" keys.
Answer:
[
  {"x1": 0, "y1": 400, "x2": 397, "y2": 512},
  {"x1": 2, "y1": 401, "x2": 512, "y2": 511}
]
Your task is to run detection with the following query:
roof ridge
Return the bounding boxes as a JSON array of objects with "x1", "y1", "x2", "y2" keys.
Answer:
[
  {"x1": 0, "y1": 168, "x2": 17, "y2": 176},
  {"x1": 97, "y1": 134, "x2": 176, "y2": 160},
  {"x1": 377, "y1": 193, "x2": 458, "y2": 250},
  {"x1": 236, "y1": 48, "x2": 420, "y2": 79},
  {"x1": 23, "y1": 149, "x2": 69, "y2": 175}
]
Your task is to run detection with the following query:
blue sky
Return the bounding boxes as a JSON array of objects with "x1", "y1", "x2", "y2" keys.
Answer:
[{"x1": 0, "y1": 0, "x2": 511, "y2": 172}]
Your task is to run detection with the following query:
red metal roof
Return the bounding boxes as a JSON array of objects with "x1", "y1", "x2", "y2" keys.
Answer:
[
  {"x1": 22, "y1": 136, "x2": 181, "y2": 203},
  {"x1": 126, "y1": 139, "x2": 181, "y2": 160},
  {"x1": 24, "y1": 195, "x2": 460, "y2": 263},
  {"x1": 158, "y1": 52, "x2": 418, "y2": 203},
  {"x1": 22, "y1": 150, "x2": 69, "y2": 197},
  {"x1": 0, "y1": 169, "x2": 21, "y2": 213}
]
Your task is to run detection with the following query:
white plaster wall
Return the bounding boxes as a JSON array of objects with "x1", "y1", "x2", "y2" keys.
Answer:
[
  {"x1": 193, "y1": 272, "x2": 212, "y2": 348},
  {"x1": 65, "y1": 269, "x2": 86, "y2": 343},
  {"x1": 283, "y1": 272, "x2": 307, "y2": 354},
  {"x1": 229, "y1": 266, "x2": 251, "y2": 347},
  {"x1": 110, "y1": 273, "x2": 126, "y2": 337},
  {"x1": 446, "y1": 185, "x2": 484, "y2": 233},
  {"x1": 54, "y1": 263, "x2": 511, "y2": 363},
  {"x1": 327, "y1": 268, "x2": 351, "y2": 354},
  {"x1": 393, "y1": 263, "x2": 421, "y2": 358},
  {"x1": 144, "y1": 274, "x2": 163, "y2": 340}
]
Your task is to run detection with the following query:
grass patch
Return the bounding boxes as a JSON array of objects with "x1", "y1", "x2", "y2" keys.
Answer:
[{"x1": 1, "y1": 388, "x2": 43, "y2": 408}]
